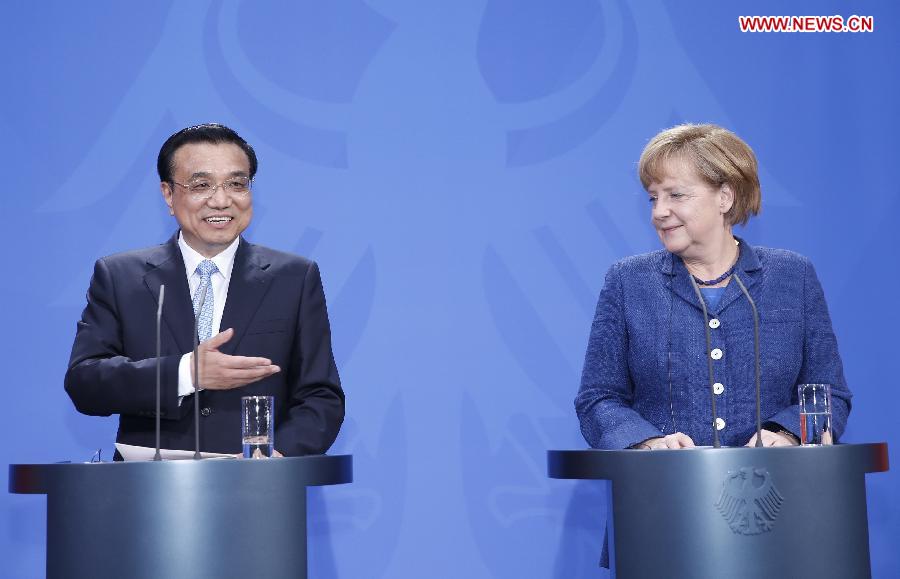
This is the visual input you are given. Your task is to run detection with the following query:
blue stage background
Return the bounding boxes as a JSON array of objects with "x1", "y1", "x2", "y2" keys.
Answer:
[{"x1": 2, "y1": 1, "x2": 898, "y2": 577}]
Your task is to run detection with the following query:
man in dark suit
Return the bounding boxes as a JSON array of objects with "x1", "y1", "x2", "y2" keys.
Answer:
[{"x1": 65, "y1": 124, "x2": 344, "y2": 457}]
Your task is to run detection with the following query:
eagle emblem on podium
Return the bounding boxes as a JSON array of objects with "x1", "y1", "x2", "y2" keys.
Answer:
[{"x1": 715, "y1": 467, "x2": 784, "y2": 535}]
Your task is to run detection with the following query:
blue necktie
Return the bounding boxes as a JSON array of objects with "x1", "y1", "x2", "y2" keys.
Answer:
[{"x1": 192, "y1": 260, "x2": 218, "y2": 342}]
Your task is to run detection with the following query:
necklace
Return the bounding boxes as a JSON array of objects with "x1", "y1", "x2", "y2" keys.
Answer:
[
  {"x1": 691, "y1": 240, "x2": 740, "y2": 286},
  {"x1": 692, "y1": 265, "x2": 736, "y2": 286}
]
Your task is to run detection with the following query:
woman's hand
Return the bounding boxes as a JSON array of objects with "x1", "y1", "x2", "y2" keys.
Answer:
[
  {"x1": 745, "y1": 430, "x2": 799, "y2": 447},
  {"x1": 638, "y1": 432, "x2": 696, "y2": 449}
]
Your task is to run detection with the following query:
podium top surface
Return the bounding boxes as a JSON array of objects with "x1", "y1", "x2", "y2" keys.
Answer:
[
  {"x1": 548, "y1": 443, "x2": 889, "y2": 480},
  {"x1": 9, "y1": 454, "x2": 353, "y2": 494}
]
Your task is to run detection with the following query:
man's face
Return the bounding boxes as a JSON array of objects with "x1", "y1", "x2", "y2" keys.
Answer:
[{"x1": 161, "y1": 142, "x2": 253, "y2": 258}]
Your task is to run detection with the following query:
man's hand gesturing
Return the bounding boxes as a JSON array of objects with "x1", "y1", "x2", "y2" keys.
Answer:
[{"x1": 193, "y1": 328, "x2": 280, "y2": 390}]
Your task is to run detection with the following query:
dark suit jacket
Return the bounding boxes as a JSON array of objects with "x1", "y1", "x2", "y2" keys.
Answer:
[{"x1": 65, "y1": 234, "x2": 345, "y2": 456}]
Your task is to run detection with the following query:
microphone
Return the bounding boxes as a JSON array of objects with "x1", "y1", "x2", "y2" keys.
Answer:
[
  {"x1": 733, "y1": 273, "x2": 763, "y2": 448},
  {"x1": 688, "y1": 275, "x2": 721, "y2": 448},
  {"x1": 153, "y1": 285, "x2": 166, "y2": 461},
  {"x1": 192, "y1": 283, "x2": 210, "y2": 460}
]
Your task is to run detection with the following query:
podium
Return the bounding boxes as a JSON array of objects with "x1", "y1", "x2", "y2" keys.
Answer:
[
  {"x1": 548, "y1": 444, "x2": 888, "y2": 579},
  {"x1": 9, "y1": 455, "x2": 352, "y2": 579}
]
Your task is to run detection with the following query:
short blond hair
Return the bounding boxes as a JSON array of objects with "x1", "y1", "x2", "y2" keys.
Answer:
[{"x1": 638, "y1": 124, "x2": 761, "y2": 226}]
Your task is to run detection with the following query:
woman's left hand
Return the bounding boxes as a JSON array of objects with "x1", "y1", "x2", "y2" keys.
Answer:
[{"x1": 745, "y1": 430, "x2": 798, "y2": 447}]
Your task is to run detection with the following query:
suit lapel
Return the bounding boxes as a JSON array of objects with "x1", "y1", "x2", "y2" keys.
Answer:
[
  {"x1": 716, "y1": 239, "x2": 761, "y2": 314},
  {"x1": 219, "y1": 239, "x2": 273, "y2": 356},
  {"x1": 143, "y1": 234, "x2": 195, "y2": 354},
  {"x1": 659, "y1": 251, "x2": 704, "y2": 312}
]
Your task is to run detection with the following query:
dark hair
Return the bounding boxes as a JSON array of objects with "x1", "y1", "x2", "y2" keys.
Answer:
[{"x1": 157, "y1": 123, "x2": 258, "y2": 182}]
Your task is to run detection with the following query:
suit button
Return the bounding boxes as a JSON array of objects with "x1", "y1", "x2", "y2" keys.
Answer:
[
  {"x1": 709, "y1": 318, "x2": 720, "y2": 329},
  {"x1": 713, "y1": 382, "x2": 724, "y2": 395},
  {"x1": 715, "y1": 417, "x2": 726, "y2": 430},
  {"x1": 710, "y1": 348, "x2": 723, "y2": 360},
  {"x1": 200, "y1": 407, "x2": 211, "y2": 417}
]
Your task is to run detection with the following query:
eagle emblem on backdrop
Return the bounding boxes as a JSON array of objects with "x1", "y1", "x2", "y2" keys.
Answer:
[{"x1": 715, "y1": 467, "x2": 784, "y2": 535}]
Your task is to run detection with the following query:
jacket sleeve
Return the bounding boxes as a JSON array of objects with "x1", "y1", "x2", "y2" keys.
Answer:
[
  {"x1": 64, "y1": 258, "x2": 186, "y2": 420},
  {"x1": 576, "y1": 262, "x2": 663, "y2": 449},
  {"x1": 275, "y1": 260, "x2": 345, "y2": 456},
  {"x1": 765, "y1": 257, "x2": 851, "y2": 440}
]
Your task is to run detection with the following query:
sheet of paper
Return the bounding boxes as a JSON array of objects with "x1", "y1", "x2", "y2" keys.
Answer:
[{"x1": 115, "y1": 443, "x2": 236, "y2": 461}]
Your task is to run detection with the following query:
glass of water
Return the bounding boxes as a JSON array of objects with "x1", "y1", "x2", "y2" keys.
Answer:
[
  {"x1": 798, "y1": 384, "x2": 832, "y2": 445},
  {"x1": 242, "y1": 396, "x2": 274, "y2": 458}
]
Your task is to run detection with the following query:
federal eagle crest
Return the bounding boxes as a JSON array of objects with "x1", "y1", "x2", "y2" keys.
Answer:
[{"x1": 715, "y1": 467, "x2": 784, "y2": 535}]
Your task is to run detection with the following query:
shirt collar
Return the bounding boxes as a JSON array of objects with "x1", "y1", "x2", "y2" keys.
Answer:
[{"x1": 177, "y1": 232, "x2": 240, "y2": 280}]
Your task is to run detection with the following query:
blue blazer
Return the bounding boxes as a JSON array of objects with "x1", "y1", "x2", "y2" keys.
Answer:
[
  {"x1": 576, "y1": 239, "x2": 851, "y2": 449},
  {"x1": 65, "y1": 234, "x2": 345, "y2": 456}
]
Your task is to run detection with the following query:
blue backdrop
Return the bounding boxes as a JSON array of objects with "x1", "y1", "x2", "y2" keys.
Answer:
[{"x1": 2, "y1": 1, "x2": 898, "y2": 577}]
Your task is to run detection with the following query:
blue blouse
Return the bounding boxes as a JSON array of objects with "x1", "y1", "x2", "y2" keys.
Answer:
[{"x1": 701, "y1": 287, "x2": 727, "y2": 310}]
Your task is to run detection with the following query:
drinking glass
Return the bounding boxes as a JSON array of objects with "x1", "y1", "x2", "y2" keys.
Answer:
[
  {"x1": 242, "y1": 396, "x2": 274, "y2": 458},
  {"x1": 798, "y1": 384, "x2": 832, "y2": 445}
]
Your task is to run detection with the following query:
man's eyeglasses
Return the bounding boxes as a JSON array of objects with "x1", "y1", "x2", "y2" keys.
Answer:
[{"x1": 171, "y1": 177, "x2": 252, "y2": 202}]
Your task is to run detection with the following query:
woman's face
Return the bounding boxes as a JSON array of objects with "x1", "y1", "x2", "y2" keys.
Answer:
[{"x1": 647, "y1": 160, "x2": 732, "y2": 259}]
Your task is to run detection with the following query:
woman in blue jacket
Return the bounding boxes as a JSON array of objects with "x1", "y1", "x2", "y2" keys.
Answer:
[{"x1": 576, "y1": 124, "x2": 851, "y2": 450}]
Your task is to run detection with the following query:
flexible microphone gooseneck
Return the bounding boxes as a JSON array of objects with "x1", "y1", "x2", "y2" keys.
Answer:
[
  {"x1": 153, "y1": 285, "x2": 166, "y2": 461},
  {"x1": 733, "y1": 273, "x2": 763, "y2": 448},
  {"x1": 688, "y1": 275, "x2": 721, "y2": 448},
  {"x1": 192, "y1": 284, "x2": 209, "y2": 460}
]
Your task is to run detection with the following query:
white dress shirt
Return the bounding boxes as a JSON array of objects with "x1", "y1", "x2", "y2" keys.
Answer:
[{"x1": 176, "y1": 232, "x2": 240, "y2": 398}]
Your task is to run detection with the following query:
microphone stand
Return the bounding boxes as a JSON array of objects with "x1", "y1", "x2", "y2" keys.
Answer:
[
  {"x1": 153, "y1": 285, "x2": 166, "y2": 461},
  {"x1": 733, "y1": 273, "x2": 763, "y2": 448},
  {"x1": 193, "y1": 284, "x2": 209, "y2": 460}
]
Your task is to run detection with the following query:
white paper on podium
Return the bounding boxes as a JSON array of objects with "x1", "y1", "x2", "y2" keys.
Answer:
[{"x1": 115, "y1": 443, "x2": 236, "y2": 461}]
